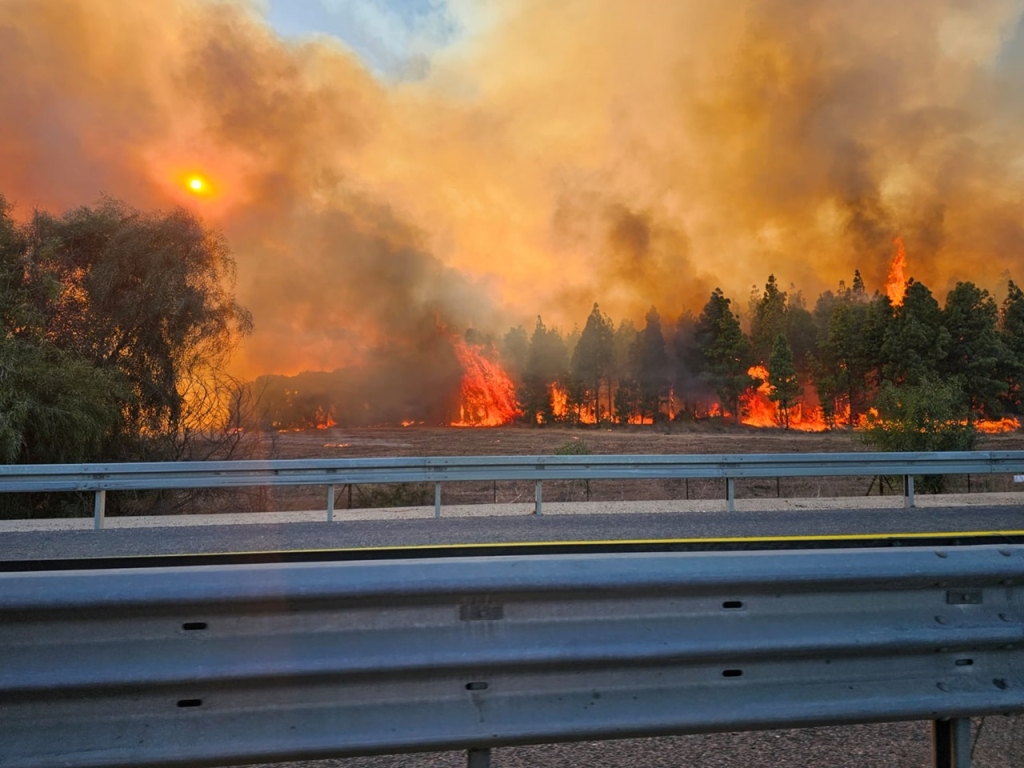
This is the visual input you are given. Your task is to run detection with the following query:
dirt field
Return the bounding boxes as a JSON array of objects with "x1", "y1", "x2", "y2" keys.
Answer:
[{"x1": 217, "y1": 425, "x2": 1024, "y2": 515}]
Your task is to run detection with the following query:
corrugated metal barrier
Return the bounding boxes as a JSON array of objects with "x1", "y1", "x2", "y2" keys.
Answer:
[
  {"x1": 2, "y1": 543, "x2": 1022, "y2": 767},
  {"x1": 2, "y1": 450, "x2": 1023, "y2": 527}
]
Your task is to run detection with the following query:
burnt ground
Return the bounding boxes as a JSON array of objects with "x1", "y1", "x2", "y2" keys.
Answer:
[{"x1": 181, "y1": 424, "x2": 1024, "y2": 516}]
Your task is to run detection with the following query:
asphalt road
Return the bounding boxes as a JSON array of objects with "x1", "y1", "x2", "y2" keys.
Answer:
[
  {"x1": 3, "y1": 505, "x2": 1024, "y2": 561},
  {"x1": 4, "y1": 506, "x2": 1023, "y2": 767}
]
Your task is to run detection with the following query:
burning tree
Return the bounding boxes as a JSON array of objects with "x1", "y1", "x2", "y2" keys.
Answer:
[
  {"x1": 767, "y1": 335, "x2": 800, "y2": 429},
  {"x1": 695, "y1": 289, "x2": 752, "y2": 423},
  {"x1": 570, "y1": 303, "x2": 615, "y2": 423},
  {"x1": 518, "y1": 317, "x2": 569, "y2": 425}
]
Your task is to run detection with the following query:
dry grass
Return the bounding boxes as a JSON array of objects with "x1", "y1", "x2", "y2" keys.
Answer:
[{"x1": 233, "y1": 425, "x2": 1024, "y2": 513}]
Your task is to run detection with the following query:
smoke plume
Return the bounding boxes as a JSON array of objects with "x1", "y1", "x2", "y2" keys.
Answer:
[{"x1": 3, "y1": 0, "x2": 1024, "y2": 380}]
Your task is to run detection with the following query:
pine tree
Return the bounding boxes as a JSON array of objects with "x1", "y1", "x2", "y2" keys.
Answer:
[
  {"x1": 750, "y1": 274, "x2": 788, "y2": 365},
  {"x1": 768, "y1": 334, "x2": 800, "y2": 429},
  {"x1": 670, "y1": 310, "x2": 705, "y2": 418},
  {"x1": 570, "y1": 303, "x2": 614, "y2": 422},
  {"x1": 1000, "y1": 280, "x2": 1024, "y2": 413},
  {"x1": 881, "y1": 279, "x2": 948, "y2": 386},
  {"x1": 521, "y1": 317, "x2": 568, "y2": 424},
  {"x1": 940, "y1": 282, "x2": 1009, "y2": 419},
  {"x1": 633, "y1": 307, "x2": 670, "y2": 423},
  {"x1": 695, "y1": 289, "x2": 752, "y2": 422}
]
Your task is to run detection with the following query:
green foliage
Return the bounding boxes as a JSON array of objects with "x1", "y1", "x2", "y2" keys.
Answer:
[
  {"x1": 767, "y1": 334, "x2": 800, "y2": 429},
  {"x1": 863, "y1": 377, "x2": 976, "y2": 452},
  {"x1": 786, "y1": 300, "x2": 817, "y2": 373},
  {"x1": 0, "y1": 340, "x2": 126, "y2": 464},
  {"x1": 750, "y1": 274, "x2": 788, "y2": 365},
  {"x1": 940, "y1": 282, "x2": 1009, "y2": 418},
  {"x1": 1000, "y1": 281, "x2": 1024, "y2": 413},
  {"x1": 811, "y1": 275, "x2": 878, "y2": 426},
  {"x1": 554, "y1": 438, "x2": 591, "y2": 499},
  {"x1": 613, "y1": 377, "x2": 643, "y2": 424},
  {"x1": 554, "y1": 439, "x2": 591, "y2": 455},
  {"x1": 862, "y1": 377, "x2": 977, "y2": 492},
  {"x1": 881, "y1": 279, "x2": 948, "y2": 386},
  {"x1": 695, "y1": 288, "x2": 752, "y2": 422},
  {"x1": 1, "y1": 193, "x2": 251, "y2": 477}
]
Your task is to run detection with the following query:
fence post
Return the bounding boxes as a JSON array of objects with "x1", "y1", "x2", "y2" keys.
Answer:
[
  {"x1": 932, "y1": 718, "x2": 971, "y2": 768},
  {"x1": 726, "y1": 477, "x2": 735, "y2": 512},
  {"x1": 904, "y1": 474, "x2": 915, "y2": 509},
  {"x1": 326, "y1": 485, "x2": 335, "y2": 522},
  {"x1": 93, "y1": 489, "x2": 106, "y2": 530},
  {"x1": 535, "y1": 481, "x2": 543, "y2": 516},
  {"x1": 434, "y1": 482, "x2": 442, "y2": 519}
]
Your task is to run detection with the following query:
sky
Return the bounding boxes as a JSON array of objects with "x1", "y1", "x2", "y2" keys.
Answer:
[
  {"x1": 263, "y1": 0, "x2": 465, "y2": 80},
  {"x1": 3, "y1": 0, "x2": 1024, "y2": 380}
]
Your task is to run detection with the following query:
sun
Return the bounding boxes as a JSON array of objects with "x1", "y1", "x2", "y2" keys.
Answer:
[{"x1": 187, "y1": 176, "x2": 206, "y2": 193}]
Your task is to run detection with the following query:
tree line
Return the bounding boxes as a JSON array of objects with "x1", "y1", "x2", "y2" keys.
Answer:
[{"x1": 496, "y1": 271, "x2": 1024, "y2": 445}]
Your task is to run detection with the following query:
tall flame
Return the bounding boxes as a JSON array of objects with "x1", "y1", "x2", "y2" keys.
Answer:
[
  {"x1": 886, "y1": 236, "x2": 909, "y2": 306},
  {"x1": 450, "y1": 338, "x2": 521, "y2": 427}
]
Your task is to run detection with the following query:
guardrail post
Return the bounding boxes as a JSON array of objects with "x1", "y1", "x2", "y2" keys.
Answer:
[
  {"x1": 327, "y1": 485, "x2": 335, "y2": 522},
  {"x1": 726, "y1": 477, "x2": 735, "y2": 512},
  {"x1": 93, "y1": 489, "x2": 105, "y2": 530},
  {"x1": 904, "y1": 474, "x2": 915, "y2": 509},
  {"x1": 932, "y1": 718, "x2": 972, "y2": 768},
  {"x1": 434, "y1": 482, "x2": 442, "y2": 518},
  {"x1": 467, "y1": 748, "x2": 491, "y2": 768},
  {"x1": 535, "y1": 481, "x2": 543, "y2": 516}
]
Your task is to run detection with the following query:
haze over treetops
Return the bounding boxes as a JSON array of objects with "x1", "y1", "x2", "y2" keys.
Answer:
[{"x1": 3, "y1": 1, "x2": 1024, "y2": 380}]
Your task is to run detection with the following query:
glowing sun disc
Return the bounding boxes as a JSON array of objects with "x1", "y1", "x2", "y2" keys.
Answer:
[{"x1": 188, "y1": 177, "x2": 205, "y2": 192}]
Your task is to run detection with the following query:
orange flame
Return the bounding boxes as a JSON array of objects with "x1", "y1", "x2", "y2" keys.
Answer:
[
  {"x1": 551, "y1": 384, "x2": 568, "y2": 421},
  {"x1": 886, "y1": 236, "x2": 908, "y2": 306},
  {"x1": 739, "y1": 365, "x2": 830, "y2": 431},
  {"x1": 450, "y1": 338, "x2": 521, "y2": 426},
  {"x1": 549, "y1": 383, "x2": 597, "y2": 424},
  {"x1": 974, "y1": 417, "x2": 1021, "y2": 434}
]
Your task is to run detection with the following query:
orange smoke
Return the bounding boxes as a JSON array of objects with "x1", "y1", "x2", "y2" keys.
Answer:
[
  {"x1": 4, "y1": 1, "x2": 1024, "y2": 383},
  {"x1": 886, "y1": 237, "x2": 909, "y2": 306},
  {"x1": 450, "y1": 338, "x2": 521, "y2": 427}
]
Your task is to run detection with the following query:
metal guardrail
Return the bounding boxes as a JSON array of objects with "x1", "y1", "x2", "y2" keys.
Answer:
[
  {"x1": 2, "y1": 544, "x2": 1022, "y2": 767},
  {"x1": 1, "y1": 451, "x2": 1024, "y2": 528}
]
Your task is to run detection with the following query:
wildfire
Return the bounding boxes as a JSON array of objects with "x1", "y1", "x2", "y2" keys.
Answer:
[
  {"x1": 739, "y1": 365, "x2": 829, "y2": 431},
  {"x1": 549, "y1": 383, "x2": 597, "y2": 424},
  {"x1": 975, "y1": 417, "x2": 1021, "y2": 434},
  {"x1": 886, "y1": 236, "x2": 909, "y2": 306},
  {"x1": 450, "y1": 337, "x2": 521, "y2": 427}
]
